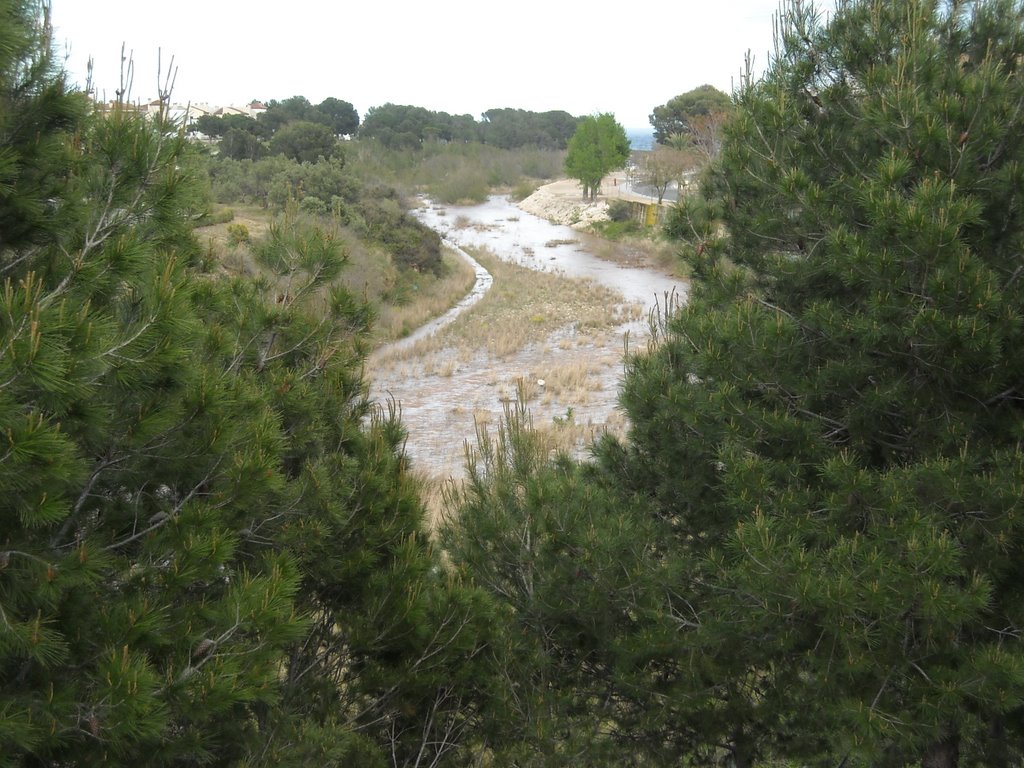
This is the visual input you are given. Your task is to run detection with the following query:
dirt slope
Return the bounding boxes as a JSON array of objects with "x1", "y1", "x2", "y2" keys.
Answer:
[{"x1": 517, "y1": 167, "x2": 639, "y2": 229}]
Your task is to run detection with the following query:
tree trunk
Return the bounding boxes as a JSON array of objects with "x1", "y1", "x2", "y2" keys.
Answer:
[
  {"x1": 988, "y1": 717, "x2": 1010, "y2": 768},
  {"x1": 730, "y1": 727, "x2": 754, "y2": 768},
  {"x1": 922, "y1": 732, "x2": 959, "y2": 768}
]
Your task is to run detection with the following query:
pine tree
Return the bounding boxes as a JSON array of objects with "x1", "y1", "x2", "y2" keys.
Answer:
[
  {"x1": 1, "y1": 3, "x2": 490, "y2": 764},
  {"x1": 441, "y1": 399, "x2": 697, "y2": 766},
  {"x1": 0, "y1": 4, "x2": 311, "y2": 758},
  {"x1": 601, "y1": 1, "x2": 1024, "y2": 765}
]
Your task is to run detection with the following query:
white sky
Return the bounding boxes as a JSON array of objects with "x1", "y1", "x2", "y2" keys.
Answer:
[{"x1": 50, "y1": 0, "x2": 831, "y2": 131}]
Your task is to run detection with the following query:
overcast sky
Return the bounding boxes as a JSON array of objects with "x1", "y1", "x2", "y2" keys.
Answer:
[{"x1": 50, "y1": 1, "x2": 833, "y2": 131}]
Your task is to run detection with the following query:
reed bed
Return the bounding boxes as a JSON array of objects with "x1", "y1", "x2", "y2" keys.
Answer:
[
  {"x1": 371, "y1": 248, "x2": 478, "y2": 343},
  {"x1": 376, "y1": 247, "x2": 641, "y2": 364}
]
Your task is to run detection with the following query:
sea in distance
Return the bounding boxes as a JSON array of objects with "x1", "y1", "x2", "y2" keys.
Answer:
[{"x1": 626, "y1": 127, "x2": 655, "y2": 151}]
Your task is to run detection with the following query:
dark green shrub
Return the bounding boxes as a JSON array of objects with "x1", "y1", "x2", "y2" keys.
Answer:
[{"x1": 607, "y1": 199, "x2": 633, "y2": 222}]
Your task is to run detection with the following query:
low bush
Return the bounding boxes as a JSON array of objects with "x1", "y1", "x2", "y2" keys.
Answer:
[
  {"x1": 509, "y1": 180, "x2": 539, "y2": 201},
  {"x1": 226, "y1": 222, "x2": 250, "y2": 245},
  {"x1": 606, "y1": 199, "x2": 633, "y2": 222}
]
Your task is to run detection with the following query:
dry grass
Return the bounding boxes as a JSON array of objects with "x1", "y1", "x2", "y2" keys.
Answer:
[
  {"x1": 412, "y1": 471, "x2": 450, "y2": 531},
  {"x1": 539, "y1": 357, "x2": 605, "y2": 398},
  {"x1": 378, "y1": 247, "x2": 642, "y2": 363},
  {"x1": 196, "y1": 205, "x2": 273, "y2": 277},
  {"x1": 533, "y1": 417, "x2": 613, "y2": 460},
  {"x1": 371, "y1": 248, "x2": 478, "y2": 344},
  {"x1": 577, "y1": 229, "x2": 683, "y2": 272}
]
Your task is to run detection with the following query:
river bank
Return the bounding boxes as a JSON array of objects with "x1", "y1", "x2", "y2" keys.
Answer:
[
  {"x1": 366, "y1": 193, "x2": 686, "y2": 501},
  {"x1": 515, "y1": 171, "x2": 646, "y2": 228}
]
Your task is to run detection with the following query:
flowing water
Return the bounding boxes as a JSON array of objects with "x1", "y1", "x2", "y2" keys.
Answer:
[{"x1": 367, "y1": 195, "x2": 687, "y2": 481}]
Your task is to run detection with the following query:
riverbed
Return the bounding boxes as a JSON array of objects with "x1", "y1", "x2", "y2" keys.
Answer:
[{"x1": 367, "y1": 195, "x2": 687, "y2": 481}]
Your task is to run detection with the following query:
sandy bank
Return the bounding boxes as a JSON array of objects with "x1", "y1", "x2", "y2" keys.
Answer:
[{"x1": 515, "y1": 170, "x2": 661, "y2": 228}]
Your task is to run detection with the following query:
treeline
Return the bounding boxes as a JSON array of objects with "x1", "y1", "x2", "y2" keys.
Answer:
[
  {"x1": 201, "y1": 129, "x2": 564, "y2": 215},
  {"x1": 191, "y1": 95, "x2": 358, "y2": 162},
  {"x1": 195, "y1": 99, "x2": 582, "y2": 159},
  {"x1": 194, "y1": 97, "x2": 571, "y2": 210},
  {"x1": 360, "y1": 104, "x2": 580, "y2": 150}
]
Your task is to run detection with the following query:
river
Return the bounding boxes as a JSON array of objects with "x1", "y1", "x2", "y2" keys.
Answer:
[{"x1": 367, "y1": 195, "x2": 687, "y2": 481}]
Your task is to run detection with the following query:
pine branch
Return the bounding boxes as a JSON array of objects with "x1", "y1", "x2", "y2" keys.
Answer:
[
  {"x1": 49, "y1": 452, "x2": 129, "y2": 549},
  {"x1": 102, "y1": 464, "x2": 219, "y2": 552}
]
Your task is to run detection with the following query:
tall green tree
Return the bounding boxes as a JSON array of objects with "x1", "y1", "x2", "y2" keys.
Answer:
[
  {"x1": 269, "y1": 120, "x2": 340, "y2": 163},
  {"x1": 442, "y1": 401, "x2": 690, "y2": 767},
  {"x1": 0, "y1": 3, "x2": 489, "y2": 765},
  {"x1": 1, "y1": 29, "x2": 300, "y2": 762},
  {"x1": 258, "y1": 94, "x2": 316, "y2": 133},
  {"x1": 649, "y1": 84, "x2": 732, "y2": 146},
  {"x1": 223, "y1": 216, "x2": 492, "y2": 768},
  {"x1": 0, "y1": 0, "x2": 83, "y2": 252},
  {"x1": 316, "y1": 96, "x2": 359, "y2": 136},
  {"x1": 219, "y1": 125, "x2": 266, "y2": 160},
  {"x1": 564, "y1": 113, "x2": 630, "y2": 200},
  {"x1": 603, "y1": 0, "x2": 1024, "y2": 765},
  {"x1": 192, "y1": 112, "x2": 268, "y2": 140}
]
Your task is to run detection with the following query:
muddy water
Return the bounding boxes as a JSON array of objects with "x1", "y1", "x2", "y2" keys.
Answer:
[
  {"x1": 414, "y1": 196, "x2": 681, "y2": 310},
  {"x1": 381, "y1": 237, "x2": 493, "y2": 355},
  {"x1": 367, "y1": 196, "x2": 687, "y2": 481}
]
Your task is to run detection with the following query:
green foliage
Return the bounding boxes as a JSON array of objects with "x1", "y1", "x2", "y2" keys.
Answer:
[
  {"x1": 219, "y1": 125, "x2": 266, "y2": 160},
  {"x1": 0, "y1": 1, "x2": 85, "y2": 252},
  {"x1": 269, "y1": 120, "x2": 340, "y2": 163},
  {"x1": 649, "y1": 83, "x2": 732, "y2": 145},
  {"x1": 267, "y1": 156, "x2": 358, "y2": 210},
  {"x1": 255, "y1": 95, "x2": 359, "y2": 137},
  {"x1": 197, "y1": 205, "x2": 235, "y2": 227},
  {"x1": 359, "y1": 104, "x2": 581, "y2": 151},
  {"x1": 590, "y1": 217, "x2": 641, "y2": 240},
  {"x1": 606, "y1": 199, "x2": 633, "y2": 222},
  {"x1": 564, "y1": 113, "x2": 630, "y2": 200},
  {"x1": 0, "y1": 95, "x2": 290, "y2": 765},
  {"x1": 601, "y1": 0, "x2": 1024, "y2": 765},
  {"x1": 354, "y1": 196, "x2": 444, "y2": 275},
  {"x1": 206, "y1": 154, "x2": 357, "y2": 211},
  {"x1": 315, "y1": 96, "x2": 359, "y2": 136},
  {"x1": 509, "y1": 179, "x2": 539, "y2": 201},
  {"x1": 193, "y1": 112, "x2": 268, "y2": 140},
  {"x1": 346, "y1": 138, "x2": 564, "y2": 202},
  {"x1": 428, "y1": 163, "x2": 490, "y2": 204},
  {"x1": 1, "y1": 3, "x2": 489, "y2": 764},
  {"x1": 226, "y1": 221, "x2": 250, "y2": 245},
  {"x1": 202, "y1": 150, "x2": 445, "y2": 278},
  {"x1": 360, "y1": 103, "x2": 479, "y2": 148},
  {"x1": 479, "y1": 108, "x2": 581, "y2": 149},
  {"x1": 257, "y1": 95, "x2": 316, "y2": 133},
  {"x1": 442, "y1": 399, "x2": 686, "y2": 766}
]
